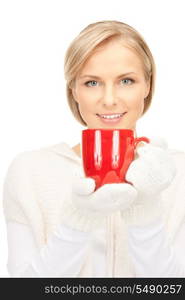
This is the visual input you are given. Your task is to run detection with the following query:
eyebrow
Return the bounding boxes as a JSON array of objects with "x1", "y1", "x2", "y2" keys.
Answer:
[{"x1": 79, "y1": 72, "x2": 137, "y2": 79}]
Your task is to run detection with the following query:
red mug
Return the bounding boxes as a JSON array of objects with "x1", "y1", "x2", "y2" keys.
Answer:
[{"x1": 82, "y1": 129, "x2": 150, "y2": 190}]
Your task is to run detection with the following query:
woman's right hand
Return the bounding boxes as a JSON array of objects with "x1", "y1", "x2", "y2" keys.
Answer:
[{"x1": 61, "y1": 177, "x2": 138, "y2": 232}]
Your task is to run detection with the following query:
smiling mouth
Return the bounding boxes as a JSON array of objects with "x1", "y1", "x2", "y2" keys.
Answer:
[
  {"x1": 96, "y1": 112, "x2": 127, "y2": 124},
  {"x1": 96, "y1": 112, "x2": 127, "y2": 119}
]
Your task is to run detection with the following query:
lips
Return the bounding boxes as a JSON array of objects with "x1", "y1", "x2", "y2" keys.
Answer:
[
  {"x1": 96, "y1": 112, "x2": 127, "y2": 124},
  {"x1": 97, "y1": 113, "x2": 125, "y2": 119}
]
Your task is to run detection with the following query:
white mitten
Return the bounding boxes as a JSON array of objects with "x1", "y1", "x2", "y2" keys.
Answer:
[
  {"x1": 61, "y1": 177, "x2": 138, "y2": 232},
  {"x1": 123, "y1": 137, "x2": 177, "y2": 226},
  {"x1": 126, "y1": 137, "x2": 176, "y2": 197}
]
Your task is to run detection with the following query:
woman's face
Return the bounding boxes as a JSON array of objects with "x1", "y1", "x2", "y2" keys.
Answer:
[{"x1": 72, "y1": 39, "x2": 150, "y2": 130}]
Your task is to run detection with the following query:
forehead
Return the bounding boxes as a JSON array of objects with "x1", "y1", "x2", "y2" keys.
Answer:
[{"x1": 80, "y1": 40, "x2": 143, "y2": 74}]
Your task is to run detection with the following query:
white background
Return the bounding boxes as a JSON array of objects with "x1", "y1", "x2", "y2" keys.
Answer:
[{"x1": 0, "y1": 0, "x2": 185, "y2": 277}]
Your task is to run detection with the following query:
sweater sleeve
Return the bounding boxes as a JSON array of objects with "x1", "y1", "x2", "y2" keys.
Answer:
[
  {"x1": 127, "y1": 216, "x2": 185, "y2": 277},
  {"x1": 5, "y1": 220, "x2": 92, "y2": 277}
]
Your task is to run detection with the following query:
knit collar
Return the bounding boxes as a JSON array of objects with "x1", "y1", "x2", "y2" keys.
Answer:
[{"x1": 48, "y1": 142, "x2": 82, "y2": 164}]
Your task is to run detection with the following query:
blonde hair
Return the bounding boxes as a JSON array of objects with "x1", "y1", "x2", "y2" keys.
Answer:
[{"x1": 64, "y1": 20, "x2": 156, "y2": 126}]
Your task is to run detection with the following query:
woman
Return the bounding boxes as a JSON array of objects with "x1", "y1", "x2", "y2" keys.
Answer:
[{"x1": 3, "y1": 20, "x2": 185, "y2": 277}]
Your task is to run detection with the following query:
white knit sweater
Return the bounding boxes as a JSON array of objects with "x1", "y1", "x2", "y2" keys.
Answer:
[{"x1": 3, "y1": 141, "x2": 185, "y2": 277}]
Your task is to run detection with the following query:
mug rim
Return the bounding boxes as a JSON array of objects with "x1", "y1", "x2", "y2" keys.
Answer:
[{"x1": 83, "y1": 128, "x2": 133, "y2": 134}]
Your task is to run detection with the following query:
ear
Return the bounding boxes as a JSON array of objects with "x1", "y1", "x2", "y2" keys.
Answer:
[
  {"x1": 145, "y1": 80, "x2": 151, "y2": 98},
  {"x1": 72, "y1": 87, "x2": 79, "y2": 104}
]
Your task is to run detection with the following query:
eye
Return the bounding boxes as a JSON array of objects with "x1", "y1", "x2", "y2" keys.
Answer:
[
  {"x1": 84, "y1": 80, "x2": 98, "y2": 87},
  {"x1": 84, "y1": 78, "x2": 135, "y2": 87},
  {"x1": 121, "y1": 78, "x2": 134, "y2": 85}
]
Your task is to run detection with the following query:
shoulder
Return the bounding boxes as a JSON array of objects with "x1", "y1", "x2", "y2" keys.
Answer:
[
  {"x1": 4, "y1": 142, "x2": 81, "y2": 191},
  {"x1": 3, "y1": 149, "x2": 46, "y2": 202},
  {"x1": 3, "y1": 148, "x2": 50, "y2": 194},
  {"x1": 4, "y1": 148, "x2": 47, "y2": 180},
  {"x1": 5, "y1": 142, "x2": 69, "y2": 175}
]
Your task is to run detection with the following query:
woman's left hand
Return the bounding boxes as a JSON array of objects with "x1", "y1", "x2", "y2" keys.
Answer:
[{"x1": 125, "y1": 137, "x2": 177, "y2": 197}]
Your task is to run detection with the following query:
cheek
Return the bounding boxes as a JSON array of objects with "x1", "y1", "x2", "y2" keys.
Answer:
[
  {"x1": 75, "y1": 88, "x2": 96, "y2": 105},
  {"x1": 76, "y1": 88, "x2": 97, "y2": 109},
  {"x1": 127, "y1": 95, "x2": 144, "y2": 109},
  {"x1": 126, "y1": 93, "x2": 145, "y2": 118},
  {"x1": 133, "y1": 97, "x2": 144, "y2": 110},
  {"x1": 76, "y1": 96, "x2": 94, "y2": 118}
]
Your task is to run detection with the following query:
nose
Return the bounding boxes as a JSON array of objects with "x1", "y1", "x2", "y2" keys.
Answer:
[{"x1": 101, "y1": 84, "x2": 118, "y2": 107}]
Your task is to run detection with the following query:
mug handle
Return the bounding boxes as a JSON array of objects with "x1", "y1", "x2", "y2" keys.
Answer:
[{"x1": 134, "y1": 136, "x2": 150, "y2": 149}]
